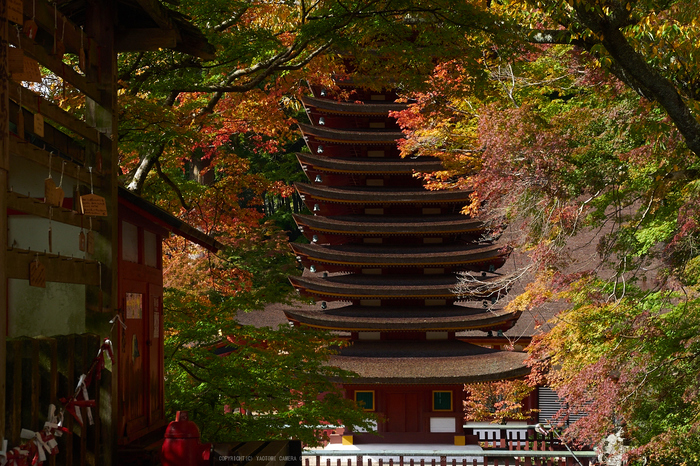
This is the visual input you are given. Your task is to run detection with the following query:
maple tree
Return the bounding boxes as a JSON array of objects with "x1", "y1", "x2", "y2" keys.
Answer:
[
  {"x1": 464, "y1": 380, "x2": 535, "y2": 425},
  {"x1": 389, "y1": 0, "x2": 700, "y2": 462},
  {"x1": 163, "y1": 289, "x2": 377, "y2": 445},
  {"x1": 114, "y1": 0, "x2": 509, "y2": 444}
]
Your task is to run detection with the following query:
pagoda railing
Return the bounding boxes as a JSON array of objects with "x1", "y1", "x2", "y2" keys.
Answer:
[{"x1": 302, "y1": 449, "x2": 600, "y2": 466}]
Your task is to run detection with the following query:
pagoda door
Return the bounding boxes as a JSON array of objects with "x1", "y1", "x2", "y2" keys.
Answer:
[{"x1": 386, "y1": 392, "x2": 420, "y2": 432}]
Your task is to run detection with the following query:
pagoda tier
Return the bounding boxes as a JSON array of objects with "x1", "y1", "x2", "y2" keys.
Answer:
[
  {"x1": 293, "y1": 214, "x2": 489, "y2": 245},
  {"x1": 296, "y1": 152, "x2": 440, "y2": 188},
  {"x1": 301, "y1": 96, "x2": 407, "y2": 130},
  {"x1": 284, "y1": 304, "x2": 521, "y2": 332},
  {"x1": 296, "y1": 183, "x2": 470, "y2": 216},
  {"x1": 290, "y1": 243, "x2": 510, "y2": 275},
  {"x1": 298, "y1": 123, "x2": 403, "y2": 158},
  {"x1": 288, "y1": 273, "x2": 509, "y2": 306},
  {"x1": 329, "y1": 340, "x2": 529, "y2": 384}
]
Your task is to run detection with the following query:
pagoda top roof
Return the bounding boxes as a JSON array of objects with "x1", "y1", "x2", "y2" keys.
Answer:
[
  {"x1": 293, "y1": 214, "x2": 486, "y2": 235},
  {"x1": 289, "y1": 273, "x2": 508, "y2": 300},
  {"x1": 295, "y1": 183, "x2": 472, "y2": 204},
  {"x1": 330, "y1": 340, "x2": 528, "y2": 383},
  {"x1": 291, "y1": 242, "x2": 509, "y2": 267},
  {"x1": 284, "y1": 304, "x2": 521, "y2": 332},
  {"x1": 298, "y1": 123, "x2": 403, "y2": 144},
  {"x1": 296, "y1": 152, "x2": 442, "y2": 175},
  {"x1": 300, "y1": 96, "x2": 408, "y2": 116}
]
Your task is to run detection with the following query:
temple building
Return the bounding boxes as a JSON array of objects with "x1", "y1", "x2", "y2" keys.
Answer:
[{"x1": 285, "y1": 84, "x2": 530, "y2": 445}]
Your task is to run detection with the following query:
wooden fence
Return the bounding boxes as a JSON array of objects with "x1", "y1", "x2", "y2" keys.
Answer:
[{"x1": 5, "y1": 334, "x2": 104, "y2": 466}]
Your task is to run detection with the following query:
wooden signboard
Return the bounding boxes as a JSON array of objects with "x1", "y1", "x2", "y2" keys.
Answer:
[
  {"x1": 29, "y1": 261, "x2": 46, "y2": 288},
  {"x1": 80, "y1": 193, "x2": 108, "y2": 217},
  {"x1": 8, "y1": 48, "x2": 24, "y2": 74},
  {"x1": 12, "y1": 57, "x2": 42, "y2": 83},
  {"x1": 44, "y1": 178, "x2": 65, "y2": 207},
  {"x1": 8, "y1": 0, "x2": 24, "y2": 24},
  {"x1": 34, "y1": 112, "x2": 44, "y2": 137}
]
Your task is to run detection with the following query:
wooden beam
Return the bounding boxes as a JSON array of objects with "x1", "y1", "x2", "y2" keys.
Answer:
[
  {"x1": 134, "y1": 0, "x2": 176, "y2": 30},
  {"x1": 7, "y1": 191, "x2": 104, "y2": 230},
  {"x1": 9, "y1": 136, "x2": 104, "y2": 188},
  {"x1": 8, "y1": 31, "x2": 105, "y2": 107},
  {"x1": 6, "y1": 248, "x2": 101, "y2": 286},
  {"x1": 9, "y1": 81, "x2": 103, "y2": 145},
  {"x1": 85, "y1": 0, "x2": 117, "y2": 463},
  {"x1": 115, "y1": 28, "x2": 177, "y2": 52},
  {"x1": 22, "y1": 0, "x2": 98, "y2": 65}
]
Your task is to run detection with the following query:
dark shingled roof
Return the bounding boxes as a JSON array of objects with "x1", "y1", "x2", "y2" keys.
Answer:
[
  {"x1": 330, "y1": 340, "x2": 529, "y2": 383},
  {"x1": 295, "y1": 183, "x2": 472, "y2": 204},
  {"x1": 300, "y1": 96, "x2": 409, "y2": 115},
  {"x1": 291, "y1": 242, "x2": 510, "y2": 268},
  {"x1": 284, "y1": 303, "x2": 521, "y2": 331},
  {"x1": 298, "y1": 123, "x2": 404, "y2": 144},
  {"x1": 293, "y1": 214, "x2": 486, "y2": 236},
  {"x1": 289, "y1": 273, "x2": 509, "y2": 299},
  {"x1": 296, "y1": 152, "x2": 443, "y2": 175}
]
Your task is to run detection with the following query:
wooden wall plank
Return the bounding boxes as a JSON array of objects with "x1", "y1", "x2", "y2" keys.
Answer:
[
  {"x1": 9, "y1": 137, "x2": 104, "y2": 188},
  {"x1": 7, "y1": 249, "x2": 102, "y2": 286}
]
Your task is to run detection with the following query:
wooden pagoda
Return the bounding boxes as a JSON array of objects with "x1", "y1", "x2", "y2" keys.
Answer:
[{"x1": 286, "y1": 84, "x2": 530, "y2": 445}]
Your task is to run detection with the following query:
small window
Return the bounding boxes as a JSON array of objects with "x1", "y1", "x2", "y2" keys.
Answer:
[
  {"x1": 144, "y1": 230, "x2": 158, "y2": 268},
  {"x1": 122, "y1": 221, "x2": 139, "y2": 263},
  {"x1": 355, "y1": 391, "x2": 375, "y2": 411},
  {"x1": 433, "y1": 391, "x2": 452, "y2": 411}
]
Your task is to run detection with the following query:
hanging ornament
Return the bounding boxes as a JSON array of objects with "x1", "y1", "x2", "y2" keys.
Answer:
[
  {"x1": 29, "y1": 254, "x2": 46, "y2": 288},
  {"x1": 48, "y1": 207, "x2": 53, "y2": 253},
  {"x1": 23, "y1": 0, "x2": 38, "y2": 39},
  {"x1": 73, "y1": 165, "x2": 82, "y2": 213},
  {"x1": 34, "y1": 97, "x2": 44, "y2": 138},
  {"x1": 53, "y1": 10, "x2": 66, "y2": 59},
  {"x1": 80, "y1": 167, "x2": 107, "y2": 216},
  {"x1": 96, "y1": 132, "x2": 103, "y2": 172},
  {"x1": 44, "y1": 152, "x2": 64, "y2": 206},
  {"x1": 16, "y1": 79, "x2": 25, "y2": 138},
  {"x1": 87, "y1": 217, "x2": 95, "y2": 255},
  {"x1": 57, "y1": 160, "x2": 66, "y2": 207}
]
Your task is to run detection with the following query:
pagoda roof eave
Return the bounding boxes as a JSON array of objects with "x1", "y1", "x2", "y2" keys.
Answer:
[
  {"x1": 293, "y1": 214, "x2": 486, "y2": 236},
  {"x1": 295, "y1": 183, "x2": 472, "y2": 204},
  {"x1": 298, "y1": 123, "x2": 404, "y2": 144},
  {"x1": 290, "y1": 243, "x2": 510, "y2": 267},
  {"x1": 328, "y1": 340, "x2": 529, "y2": 384},
  {"x1": 284, "y1": 305, "x2": 522, "y2": 332},
  {"x1": 288, "y1": 274, "x2": 509, "y2": 299},
  {"x1": 296, "y1": 152, "x2": 443, "y2": 175},
  {"x1": 300, "y1": 96, "x2": 408, "y2": 115}
]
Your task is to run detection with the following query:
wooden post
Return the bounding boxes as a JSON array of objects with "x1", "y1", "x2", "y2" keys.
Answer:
[
  {"x1": 0, "y1": 0, "x2": 10, "y2": 450},
  {"x1": 84, "y1": 0, "x2": 117, "y2": 463}
]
